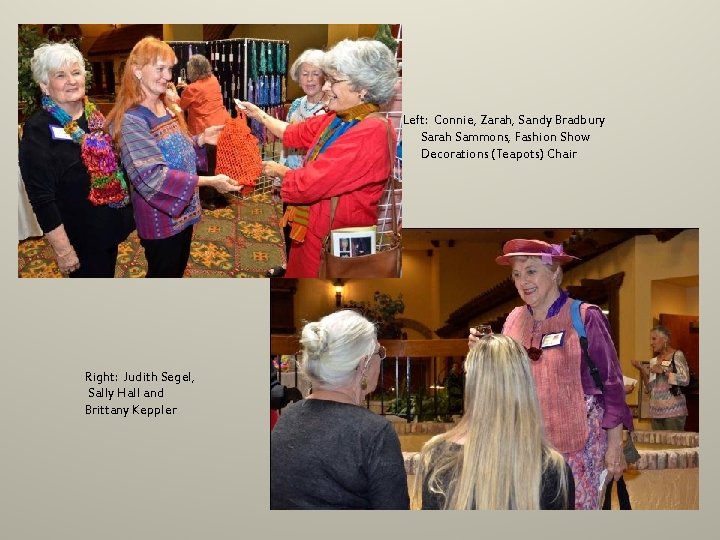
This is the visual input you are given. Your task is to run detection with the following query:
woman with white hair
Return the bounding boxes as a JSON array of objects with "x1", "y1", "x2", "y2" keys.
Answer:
[
  {"x1": 632, "y1": 325, "x2": 690, "y2": 430},
  {"x1": 240, "y1": 39, "x2": 399, "y2": 278},
  {"x1": 270, "y1": 310, "x2": 409, "y2": 509},
  {"x1": 265, "y1": 49, "x2": 328, "y2": 277},
  {"x1": 19, "y1": 42, "x2": 134, "y2": 277},
  {"x1": 414, "y1": 334, "x2": 574, "y2": 509},
  {"x1": 469, "y1": 239, "x2": 633, "y2": 509},
  {"x1": 281, "y1": 49, "x2": 327, "y2": 169}
]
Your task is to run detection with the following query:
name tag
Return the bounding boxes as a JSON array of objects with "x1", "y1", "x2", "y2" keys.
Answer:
[
  {"x1": 50, "y1": 125, "x2": 72, "y2": 140},
  {"x1": 541, "y1": 331, "x2": 565, "y2": 349}
]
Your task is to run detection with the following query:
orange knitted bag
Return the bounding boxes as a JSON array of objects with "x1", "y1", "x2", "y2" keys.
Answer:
[{"x1": 215, "y1": 112, "x2": 263, "y2": 186}]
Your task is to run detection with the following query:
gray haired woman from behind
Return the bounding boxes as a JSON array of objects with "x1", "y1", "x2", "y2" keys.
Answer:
[{"x1": 270, "y1": 309, "x2": 409, "y2": 509}]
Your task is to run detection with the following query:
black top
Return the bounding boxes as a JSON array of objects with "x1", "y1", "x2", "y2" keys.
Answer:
[
  {"x1": 270, "y1": 399, "x2": 410, "y2": 509},
  {"x1": 421, "y1": 441, "x2": 575, "y2": 509},
  {"x1": 19, "y1": 110, "x2": 134, "y2": 251}
]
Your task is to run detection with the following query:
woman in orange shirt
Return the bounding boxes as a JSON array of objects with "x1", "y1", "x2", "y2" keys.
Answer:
[{"x1": 168, "y1": 54, "x2": 230, "y2": 210}]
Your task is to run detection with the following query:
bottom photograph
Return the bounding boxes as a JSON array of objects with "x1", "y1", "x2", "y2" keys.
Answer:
[{"x1": 269, "y1": 228, "x2": 699, "y2": 510}]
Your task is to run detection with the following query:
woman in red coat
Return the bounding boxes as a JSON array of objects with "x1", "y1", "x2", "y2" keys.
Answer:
[{"x1": 240, "y1": 39, "x2": 399, "y2": 278}]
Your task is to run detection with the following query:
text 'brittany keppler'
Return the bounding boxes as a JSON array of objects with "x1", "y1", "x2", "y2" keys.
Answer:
[{"x1": 85, "y1": 405, "x2": 178, "y2": 418}]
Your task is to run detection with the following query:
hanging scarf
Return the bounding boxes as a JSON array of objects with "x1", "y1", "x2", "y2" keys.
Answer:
[
  {"x1": 42, "y1": 95, "x2": 130, "y2": 208},
  {"x1": 281, "y1": 102, "x2": 380, "y2": 243}
]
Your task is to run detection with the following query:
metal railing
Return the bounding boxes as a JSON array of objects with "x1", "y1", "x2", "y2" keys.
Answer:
[{"x1": 271, "y1": 336, "x2": 469, "y2": 422}]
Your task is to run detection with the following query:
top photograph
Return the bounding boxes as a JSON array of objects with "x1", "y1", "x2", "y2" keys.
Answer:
[{"x1": 18, "y1": 24, "x2": 403, "y2": 278}]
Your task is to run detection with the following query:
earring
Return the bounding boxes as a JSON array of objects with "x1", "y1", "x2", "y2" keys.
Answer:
[
  {"x1": 136, "y1": 73, "x2": 142, "y2": 81},
  {"x1": 360, "y1": 376, "x2": 367, "y2": 391}
]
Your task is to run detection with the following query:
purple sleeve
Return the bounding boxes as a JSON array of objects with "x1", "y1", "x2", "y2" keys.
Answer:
[
  {"x1": 192, "y1": 135, "x2": 208, "y2": 172},
  {"x1": 583, "y1": 306, "x2": 634, "y2": 431}
]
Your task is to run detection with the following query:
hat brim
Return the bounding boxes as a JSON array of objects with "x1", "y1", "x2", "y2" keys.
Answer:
[{"x1": 495, "y1": 251, "x2": 579, "y2": 266}]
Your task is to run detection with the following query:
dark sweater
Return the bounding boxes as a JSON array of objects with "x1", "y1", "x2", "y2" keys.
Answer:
[
  {"x1": 270, "y1": 399, "x2": 410, "y2": 509},
  {"x1": 19, "y1": 110, "x2": 134, "y2": 251},
  {"x1": 421, "y1": 441, "x2": 575, "y2": 509}
]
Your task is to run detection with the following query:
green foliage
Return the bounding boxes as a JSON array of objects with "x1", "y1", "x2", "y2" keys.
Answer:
[
  {"x1": 344, "y1": 291, "x2": 405, "y2": 339},
  {"x1": 385, "y1": 388, "x2": 457, "y2": 422},
  {"x1": 18, "y1": 25, "x2": 93, "y2": 120},
  {"x1": 373, "y1": 24, "x2": 398, "y2": 53}
]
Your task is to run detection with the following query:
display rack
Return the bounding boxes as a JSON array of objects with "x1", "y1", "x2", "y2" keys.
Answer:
[
  {"x1": 376, "y1": 24, "x2": 403, "y2": 250},
  {"x1": 168, "y1": 38, "x2": 289, "y2": 160}
]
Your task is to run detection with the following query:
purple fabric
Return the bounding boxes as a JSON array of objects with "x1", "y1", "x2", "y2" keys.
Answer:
[
  {"x1": 541, "y1": 244, "x2": 566, "y2": 265},
  {"x1": 116, "y1": 107, "x2": 206, "y2": 240},
  {"x1": 528, "y1": 289, "x2": 569, "y2": 318},
  {"x1": 565, "y1": 395, "x2": 607, "y2": 510},
  {"x1": 582, "y1": 306, "x2": 633, "y2": 431}
]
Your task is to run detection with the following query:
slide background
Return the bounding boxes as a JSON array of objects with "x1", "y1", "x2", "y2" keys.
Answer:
[{"x1": 4, "y1": 3, "x2": 716, "y2": 537}]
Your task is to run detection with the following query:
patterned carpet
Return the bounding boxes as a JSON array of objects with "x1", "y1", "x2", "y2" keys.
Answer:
[{"x1": 18, "y1": 191, "x2": 286, "y2": 278}]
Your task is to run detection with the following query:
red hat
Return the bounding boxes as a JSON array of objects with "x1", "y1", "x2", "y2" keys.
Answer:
[{"x1": 495, "y1": 239, "x2": 579, "y2": 266}]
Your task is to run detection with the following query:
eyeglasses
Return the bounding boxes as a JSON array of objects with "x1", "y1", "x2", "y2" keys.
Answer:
[
  {"x1": 374, "y1": 345, "x2": 387, "y2": 360},
  {"x1": 326, "y1": 76, "x2": 350, "y2": 86},
  {"x1": 526, "y1": 347, "x2": 543, "y2": 362}
]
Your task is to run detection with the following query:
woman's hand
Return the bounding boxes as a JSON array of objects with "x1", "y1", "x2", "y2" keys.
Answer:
[
  {"x1": 605, "y1": 425, "x2": 627, "y2": 481},
  {"x1": 236, "y1": 100, "x2": 263, "y2": 120},
  {"x1": 200, "y1": 175, "x2": 241, "y2": 194},
  {"x1": 56, "y1": 247, "x2": 80, "y2": 274},
  {"x1": 44, "y1": 224, "x2": 80, "y2": 275},
  {"x1": 649, "y1": 363, "x2": 665, "y2": 375},
  {"x1": 262, "y1": 161, "x2": 289, "y2": 180},
  {"x1": 165, "y1": 83, "x2": 180, "y2": 103},
  {"x1": 199, "y1": 125, "x2": 225, "y2": 147},
  {"x1": 467, "y1": 328, "x2": 481, "y2": 349}
]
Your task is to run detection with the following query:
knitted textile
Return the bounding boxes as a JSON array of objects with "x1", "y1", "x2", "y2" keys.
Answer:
[{"x1": 215, "y1": 113, "x2": 263, "y2": 186}]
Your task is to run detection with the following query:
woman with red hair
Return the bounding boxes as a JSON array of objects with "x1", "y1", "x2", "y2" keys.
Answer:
[{"x1": 106, "y1": 37, "x2": 240, "y2": 277}]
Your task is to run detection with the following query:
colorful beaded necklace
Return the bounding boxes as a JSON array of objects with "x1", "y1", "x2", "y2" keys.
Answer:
[{"x1": 42, "y1": 94, "x2": 130, "y2": 208}]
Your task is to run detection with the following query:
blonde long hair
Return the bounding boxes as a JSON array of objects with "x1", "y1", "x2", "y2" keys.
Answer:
[
  {"x1": 105, "y1": 36, "x2": 188, "y2": 145},
  {"x1": 412, "y1": 334, "x2": 569, "y2": 509}
]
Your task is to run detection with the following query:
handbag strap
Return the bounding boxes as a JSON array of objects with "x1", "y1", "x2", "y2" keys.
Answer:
[{"x1": 570, "y1": 299, "x2": 604, "y2": 391}]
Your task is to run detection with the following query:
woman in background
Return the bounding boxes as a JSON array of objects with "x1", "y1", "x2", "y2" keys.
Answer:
[
  {"x1": 281, "y1": 48, "x2": 327, "y2": 169},
  {"x1": 632, "y1": 325, "x2": 689, "y2": 430},
  {"x1": 168, "y1": 54, "x2": 231, "y2": 210},
  {"x1": 270, "y1": 310, "x2": 409, "y2": 509},
  {"x1": 414, "y1": 334, "x2": 574, "y2": 510}
]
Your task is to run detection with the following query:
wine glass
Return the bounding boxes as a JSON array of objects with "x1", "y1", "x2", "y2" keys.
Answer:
[{"x1": 474, "y1": 325, "x2": 493, "y2": 337}]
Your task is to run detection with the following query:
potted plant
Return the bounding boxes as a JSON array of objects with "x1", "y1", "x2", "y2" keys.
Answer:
[{"x1": 343, "y1": 291, "x2": 405, "y2": 339}]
